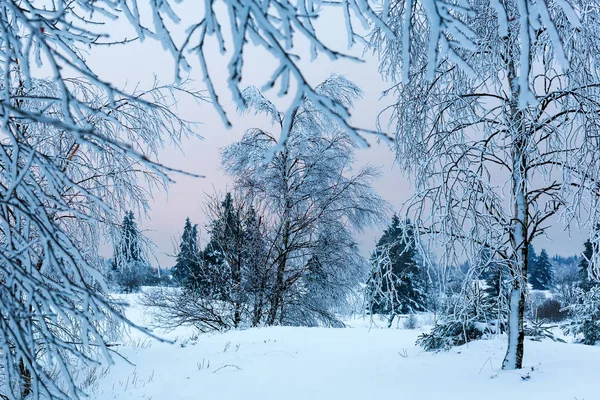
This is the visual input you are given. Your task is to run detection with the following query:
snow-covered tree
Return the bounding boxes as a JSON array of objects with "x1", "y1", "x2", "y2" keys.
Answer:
[
  {"x1": 366, "y1": 216, "x2": 427, "y2": 326},
  {"x1": 0, "y1": 75, "x2": 198, "y2": 398},
  {"x1": 205, "y1": 192, "x2": 247, "y2": 327},
  {"x1": 579, "y1": 238, "x2": 599, "y2": 291},
  {"x1": 552, "y1": 262, "x2": 580, "y2": 310},
  {"x1": 172, "y1": 218, "x2": 201, "y2": 286},
  {"x1": 530, "y1": 249, "x2": 554, "y2": 291},
  {"x1": 527, "y1": 245, "x2": 538, "y2": 277},
  {"x1": 563, "y1": 286, "x2": 600, "y2": 346},
  {"x1": 240, "y1": 206, "x2": 271, "y2": 327},
  {"x1": 0, "y1": 3, "x2": 205, "y2": 395},
  {"x1": 372, "y1": 2, "x2": 600, "y2": 369},
  {"x1": 222, "y1": 76, "x2": 387, "y2": 327},
  {"x1": 110, "y1": 212, "x2": 153, "y2": 293}
]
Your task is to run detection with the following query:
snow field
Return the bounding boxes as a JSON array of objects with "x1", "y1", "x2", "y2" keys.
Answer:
[{"x1": 90, "y1": 295, "x2": 600, "y2": 400}]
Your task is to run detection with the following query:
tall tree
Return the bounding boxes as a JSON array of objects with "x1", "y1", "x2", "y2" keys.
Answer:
[
  {"x1": 111, "y1": 212, "x2": 152, "y2": 293},
  {"x1": 579, "y1": 239, "x2": 598, "y2": 291},
  {"x1": 113, "y1": 212, "x2": 142, "y2": 265},
  {"x1": 527, "y1": 245, "x2": 538, "y2": 281},
  {"x1": 0, "y1": 73, "x2": 197, "y2": 397},
  {"x1": 241, "y1": 207, "x2": 271, "y2": 327},
  {"x1": 207, "y1": 192, "x2": 246, "y2": 327},
  {"x1": 367, "y1": 216, "x2": 427, "y2": 325},
  {"x1": 373, "y1": 2, "x2": 600, "y2": 369},
  {"x1": 530, "y1": 249, "x2": 554, "y2": 291},
  {"x1": 172, "y1": 218, "x2": 201, "y2": 286},
  {"x1": 222, "y1": 76, "x2": 387, "y2": 327}
]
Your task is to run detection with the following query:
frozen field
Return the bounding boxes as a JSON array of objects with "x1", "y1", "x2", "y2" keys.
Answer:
[{"x1": 89, "y1": 295, "x2": 600, "y2": 400}]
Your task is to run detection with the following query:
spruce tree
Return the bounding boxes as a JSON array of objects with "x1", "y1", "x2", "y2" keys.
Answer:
[
  {"x1": 242, "y1": 207, "x2": 269, "y2": 326},
  {"x1": 210, "y1": 192, "x2": 245, "y2": 326},
  {"x1": 527, "y1": 244, "x2": 538, "y2": 283},
  {"x1": 173, "y1": 218, "x2": 201, "y2": 286},
  {"x1": 484, "y1": 265, "x2": 504, "y2": 300},
  {"x1": 367, "y1": 216, "x2": 427, "y2": 320},
  {"x1": 196, "y1": 193, "x2": 245, "y2": 303},
  {"x1": 111, "y1": 211, "x2": 150, "y2": 293},
  {"x1": 530, "y1": 249, "x2": 554, "y2": 290}
]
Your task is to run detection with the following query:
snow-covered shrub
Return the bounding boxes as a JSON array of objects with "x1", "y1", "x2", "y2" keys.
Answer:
[
  {"x1": 417, "y1": 320, "x2": 486, "y2": 351},
  {"x1": 417, "y1": 279, "x2": 499, "y2": 351},
  {"x1": 403, "y1": 314, "x2": 419, "y2": 330},
  {"x1": 140, "y1": 288, "x2": 235, "y2": 333},
  {"x1": 563, "y1": 287, "x2": 600, "y2": 345}
]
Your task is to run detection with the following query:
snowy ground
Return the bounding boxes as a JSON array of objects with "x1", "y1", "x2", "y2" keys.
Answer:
[{"x1": 89, "y1": 294, "x2": 600, "y2": 400}]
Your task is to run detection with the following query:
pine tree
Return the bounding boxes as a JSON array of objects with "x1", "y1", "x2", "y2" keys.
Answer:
[
  {"x1": 111, "y1": 211, "x2": 150, "y2": 293},
  {"x1": 527, "y1": 244, "x2": 538, "y2": 283},
  {"x1": 210, "y1": 192, "x2": 245, "y2": 326},
  {"x1": 367, "y1": 216, "x2": 427, "y2": 321},
  {"x1": 242, "y1": 207, "x2": 270, "y2": 327},
  {"x1": 114, "y1": 211, "x2": 141, "y2": 263},
  {"x1": 484, "y1": 265, "x2": 504, "y2": 300},
  {"x1": 530, "y1": 249, "x2": 554, "y2": 290},
  {"x1": 172, "y1": 218, "x2": 201, "y2": 286}
]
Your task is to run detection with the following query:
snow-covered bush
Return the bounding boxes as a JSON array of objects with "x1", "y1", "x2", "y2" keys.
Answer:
[
  {"x1": 417, "y1": 279, "x2": 499, "y2": 351},
  {"x1": 140, "y1": 287, "x2": 235, "y2": 333},
  {"x1": 417, "y1": 320, "x2": 486, "y2": 351},
  {"x1": 404, "y1": 314, "x2": 419, "y2": 330},
  {"x1": 563, "y1": 287, "x2": 600, "y2": 346},
  {"x1": 108, "y1": 260, "x2": 153, "y2": 294}
]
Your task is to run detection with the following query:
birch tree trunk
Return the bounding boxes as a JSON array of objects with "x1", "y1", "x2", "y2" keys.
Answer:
[
  {"x1": 502, "y1": 16, "x2": 529, "y2": 369},
  {"x1": 503, "y1": 123, "x2": 528, "y2": 369}
]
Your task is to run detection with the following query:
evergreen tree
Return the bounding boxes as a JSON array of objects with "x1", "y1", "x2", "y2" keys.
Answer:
[
  {"x1": 527, "y1": 244, "x2": 538, "y2": 282},
  {"x1": 367, "y1": 216, "x2": 427, "y2": 321},
  {"x1": 483, "y1": 258, "x2": 508, "y2": 332},
  {"x1": 188, "y1": 193, "x2": 246, "y2": 302},
  {"x1": 484, "y1": 265, "x2": 505, "y2": 300},
  {"x1": 111, "y1": 211, "x2": 150, "y2": 293},
  {"x1": 172, "y1": 218, "x2": 201, "y2": 286},
  {"x1": 210, "y1": 192, "x2": 245, "y2": 326},
  {"x1": 579, "y1": 239, "x2": 597, "y2": 291},
  {"x1": 242, "y1": 207, "x2": 270, "y2": 327},
  {"x1": 113, "y1": 211, "x2": 141, "y2": 264},
  {"x1": 195, "y1": 239, "x2": 229, "y2": 298},
  {"x1": 530, "y1": 249, "x2": 554, "y2": 290}
]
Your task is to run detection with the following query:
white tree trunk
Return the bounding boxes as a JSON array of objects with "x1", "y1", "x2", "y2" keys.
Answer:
[{"x1": 503, "y1": 88, "x2": 528, "y2": 369}]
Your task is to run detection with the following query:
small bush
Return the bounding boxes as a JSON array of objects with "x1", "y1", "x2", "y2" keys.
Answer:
[
  {"x1": 416, "y1": 320, "x2": 485, "y2": 351},
  {"x1": 536, "y1": 299, "x2": 567, "y2": 322},
  {"x1": 404, "y1": 314, "x2": 419, "y2": 330}
]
